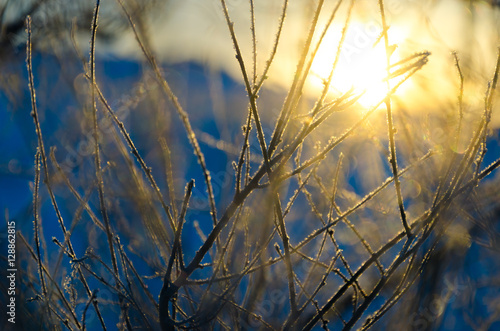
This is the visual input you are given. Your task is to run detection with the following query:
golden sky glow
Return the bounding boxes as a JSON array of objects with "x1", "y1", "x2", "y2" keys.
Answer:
[
  {"x1": 109, "y1": 0, "x2": 500, "y2": 127},
  {"x1": 309, "y1": 21, "x2": 407, "y2": 108}
]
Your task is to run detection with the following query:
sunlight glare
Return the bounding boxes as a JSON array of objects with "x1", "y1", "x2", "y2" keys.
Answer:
[{"x1": 310, "y1": 22, "x2": 402, "y2": 108}]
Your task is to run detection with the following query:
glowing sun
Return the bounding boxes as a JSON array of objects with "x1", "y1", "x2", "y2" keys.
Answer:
[{"x1": 310, "y1": 22, "x2": 403, "y2": 108}]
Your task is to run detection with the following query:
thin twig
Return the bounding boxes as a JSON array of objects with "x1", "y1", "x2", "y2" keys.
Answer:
[
  {"x1": 166, "y1": 180, "x2": 194, "y2": 279},
  {"x1": 274, "y1": 195, "x2": 298, "y2": 317},
  {"x1": 32, "y1": 151, "x2": 47, "y2": 297},
  {"x1": 249, "y1": 0, "x2": 257, "y2": 87},
  {"x1": 94, "y1": 83, "x2": 175, "y2": 231},
  {"x1": 27, "y1": 16, "x2": 105, "y2": 329},
  {"x1": 236, "y1": 110, "x2": 253, "y2": 194},
  {"x1": 311, "y1": 0, "x2": 351, "y2": 116},
  {"x1": 49, "y1": 150, "x2": 105, "y2": 231},
  {"x1": 378, "y1": 0, "x2": 411, "y2": 238},
  {"x1": 89, "y1": 0, "x2": 118, "y2": 279},
  {"x1": 117, "y1": 0, "x2": 219, "y2": 230},
  {"x1": 268, "y1": 0, "x2": 326, "y2": 155},
  {"x1": 159, "y1": 138, "x2": 179, "y2": 221},
  {"x1": 18, "y1": 233, "x2": 82, "y2": 329},
  {"x1": 486, "y1": 47, "x2": 500, "y2": 111},
  {"x1": 253, "y1": 0, "x2": 289, "y2": 93},
  {"x1": 81, "y1": 290, "x2": 98, "y2": 331},
  {"x1": 161, "y1": 180, "x2": 194, "y2": 330},
  {"x1": 220, "y1": 0, "x2": 272, "y2": 177}
]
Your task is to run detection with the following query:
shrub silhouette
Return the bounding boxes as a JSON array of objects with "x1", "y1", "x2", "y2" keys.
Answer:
[{"x1": 3, "y1": 0, "x2": 500, "y2": 330}]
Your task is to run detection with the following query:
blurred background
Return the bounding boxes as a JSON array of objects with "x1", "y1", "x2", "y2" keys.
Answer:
[{"x1": 1, "y1": 0, "x2": 500, "y2": 330}]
